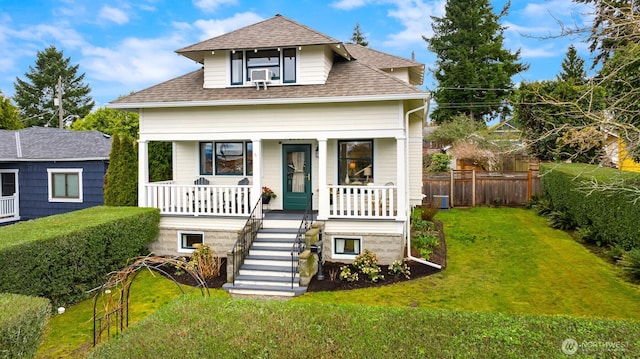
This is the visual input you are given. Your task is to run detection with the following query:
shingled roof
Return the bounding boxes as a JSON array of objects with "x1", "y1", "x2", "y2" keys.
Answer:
[
  {"x1": 177, "y1": 14, "x2": 348, "y2": 63},
  {"x1": 0, "y1": 127, "x2": 111, "y2": 161},
  {"x1": 344, "y1": 43, "x2": 424, "y2": 85},
  {"x1": 110, "y1": 59, "x2": 425, "y2": 107}
]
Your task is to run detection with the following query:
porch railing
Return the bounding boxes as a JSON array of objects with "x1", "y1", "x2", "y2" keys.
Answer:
[
  {"x1": 0, "y1": 195, "x2": 18, "y2": 220},
  {"x1": 230, "y1": 198, "x2": 263, "y2": 285},
  {"x1": 329, "y1": 185, "x2": 397, "y2": 218},
  {"x1": 144, "y1": 183, "x2": 251, "y2": 216},
  {"x1": 291, "y1": 194, "x2": 314, "y2": 288}
]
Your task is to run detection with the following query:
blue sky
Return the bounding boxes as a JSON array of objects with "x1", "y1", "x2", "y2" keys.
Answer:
[{"x1": 0, "y1": 0, "x2": 592, "y2": 108}]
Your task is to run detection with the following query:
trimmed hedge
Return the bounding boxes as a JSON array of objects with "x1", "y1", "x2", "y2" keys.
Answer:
[
  {"x1": 0, "y1": 206, "x2": 159, "y2": 307},
  {"x1": 0, "y1": 293, "x2": 50, "y2": 359},
  {"x1": 540, "y1": 163, "x2": 640, "y2": 249}
]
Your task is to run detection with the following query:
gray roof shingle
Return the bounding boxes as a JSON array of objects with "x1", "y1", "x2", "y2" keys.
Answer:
[
  {"x1": 0, "y1": 127, "x2": 111, "y2": 161},
  {"x1": 344, "y1": 43, "x2": 424, "y2": 85},
  {"x1": 110, "y1": 59, "x2": 425, "y2": 106},
  {"x1": 177, "y1": 14, "x2": 343, "y2": 63}
]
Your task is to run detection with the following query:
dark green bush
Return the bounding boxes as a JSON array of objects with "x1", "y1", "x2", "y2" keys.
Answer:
[
  {"x1": 0, "y1": 206, "x2": 159, "y2": 307},
  {"x1": 620, "y1": 249, "x2": 640, "y2": 282},
  {"x1": 541, "y1": 164, "x2": 640, "y2": 250},
  {"x1": 547, "y1": 210, "x2": 576, "y2": 231},
  {"x1": 0, "y1": 293, "x2": 50, "y2": 358}
]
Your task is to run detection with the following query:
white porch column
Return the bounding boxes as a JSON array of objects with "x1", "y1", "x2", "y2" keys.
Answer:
[
  {"x1": 317, "y1": 138, "x2": 328, "y2": 220},
  {"x1": 138, "y1": 139, "x2": 149, "y2": 208},
  {"x1": 251, "y1": 139, "x2": 262, "y2": 208},
  {"x1": 396, "y1": 136, "x2": 407, "y2": 221}
]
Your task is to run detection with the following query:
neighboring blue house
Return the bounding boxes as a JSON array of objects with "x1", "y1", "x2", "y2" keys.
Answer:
[{"x1": 0, "y1": 127, "x2": 111, "y2": 224}]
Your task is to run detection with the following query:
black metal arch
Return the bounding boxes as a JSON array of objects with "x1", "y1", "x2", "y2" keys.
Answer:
[{"x1": 92, "y1": 255, "x2": 209, "y2": 346}]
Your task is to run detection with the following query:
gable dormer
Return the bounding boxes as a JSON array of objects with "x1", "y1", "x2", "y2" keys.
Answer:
[{"x1": 176, "y1": 15, "x2": 351, "y2": 89}]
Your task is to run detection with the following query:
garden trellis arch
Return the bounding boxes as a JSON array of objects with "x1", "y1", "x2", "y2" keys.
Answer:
[{"x1": 92, "y1": 256, "x2": 209, "y2": 346}]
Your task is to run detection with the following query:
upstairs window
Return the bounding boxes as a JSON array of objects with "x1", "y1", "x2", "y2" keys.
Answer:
[{"x1": 230, "y1": 48, "x2": 296, "y2": 85}]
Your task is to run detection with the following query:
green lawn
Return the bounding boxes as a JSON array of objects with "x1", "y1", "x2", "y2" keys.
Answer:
[
  {"x1": 37, "y1": 207, "x2": 640, "y2": 357},
  {"x1": 294, "y1": 207, "x2": 640, "y2": 320}
]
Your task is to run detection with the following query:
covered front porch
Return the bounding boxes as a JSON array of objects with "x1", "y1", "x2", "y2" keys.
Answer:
[{"x1": 137, "y1": 136, "x2": 410, "y2": 221}]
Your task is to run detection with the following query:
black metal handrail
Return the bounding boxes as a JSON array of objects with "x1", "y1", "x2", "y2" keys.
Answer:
[
  {"x1": 290, "y1": 194, "x2": 314, "y2": 288},
  {"x1": 230, "y1": 197, "x2": 263, "y2": 285}
]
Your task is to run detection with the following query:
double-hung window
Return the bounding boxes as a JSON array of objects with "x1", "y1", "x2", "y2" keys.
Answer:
[
  {"x1": 200, "y1": 142, "x2": 253, "y2": 176},
  {"x1": 338, "y1": 140, "x2": 373, "y2": 185},
  {"x1": 47, "y1": 168, "x2": 83, "y2": 202},
  {"x1": 230, "y1": 48, "x2": 296, "y2": 85}
]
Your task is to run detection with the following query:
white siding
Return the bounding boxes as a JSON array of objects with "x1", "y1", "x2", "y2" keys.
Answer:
[
  {"x1": 298, "y1": 45, "x2": 329, "y2": 85},
  {"x1": 174, "y1": 142, "x2": 199, "y2": 184},
  {"x1": 140, "y1": 102, "x2": 403, "y2": 139},
  {"x1": 203, "y1": 52, "x2": 227, "y2": 89},
  {"x1": 383, "y1": 68, "x2": 410, "y2": 84},
  {"x1": 374, "y1": 138, "x2": 398, "y2": 185}
]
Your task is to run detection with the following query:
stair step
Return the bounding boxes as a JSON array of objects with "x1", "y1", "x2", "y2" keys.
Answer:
[
  {"x1": 262, "y1": 220, "x2": 303, "y2": 229},
  {"x1": 234, "y1": 275, "x2": 300, "y2": 287},
  {"x1": 244, "y1": 256, "x2": 293, "y2": 267},
  {"x1": 222, "y1": 283, "x2": 307, "y2": 297},
  {"x1": 239, "y1": 263, "x2": 298, "y2": 278}
]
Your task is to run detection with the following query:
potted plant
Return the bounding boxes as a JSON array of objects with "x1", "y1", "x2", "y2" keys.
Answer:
[{"x1": 262, "y1": 186, "x2": 277, "y2": 204}]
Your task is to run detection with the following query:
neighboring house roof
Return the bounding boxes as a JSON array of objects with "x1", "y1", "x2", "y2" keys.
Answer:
[
  {"x1": 0, "y1": 127, "x2": 111, "y2": 161},
  {"x1": 110, "y1": 58, "x2": 426, "y2": 108},
  {"x1": 177, "y1": 14, "x2": 349, "y2": 63},
  {"x1": 344, "y1": 43, "x2": 424, "y2": 85}
]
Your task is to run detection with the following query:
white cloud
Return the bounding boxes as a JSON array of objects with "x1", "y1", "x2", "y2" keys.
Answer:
[
  {"x1": 98, "y1": 6, "x2": 130, "y2": 25},
  {"x1": 193, "y1": 0, "x2": 238, "y2": 13},
  {"x1": 193, "y1": 12, "x2": 263, "y2": 40},
  {"x1": 383, "y1": 0, "x2": 446, "y2": 48},
  {"x1": 331, "y1": 0, "x2": 369, "y2": 10}
]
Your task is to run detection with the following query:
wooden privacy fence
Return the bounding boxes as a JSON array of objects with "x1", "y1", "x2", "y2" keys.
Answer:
[{"x1": 423, "y1": 170, "x2": 540, "y2": 207}]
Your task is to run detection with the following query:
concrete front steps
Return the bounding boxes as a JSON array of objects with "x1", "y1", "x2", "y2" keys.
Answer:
[{"x1": 223, "y1": 214, "x2": 308, "y2": 298}]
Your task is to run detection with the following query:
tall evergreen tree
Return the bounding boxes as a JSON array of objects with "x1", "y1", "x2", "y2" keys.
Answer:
[
  {"x1": 0, "y1": 94, "x2": 23, "y2": 130},
  {"x1": 424, "y1": 0, "x2": 528, "y2": 124},
  {"x1": 558, "y1": 45, "x2": 587, "y2": 84},
  {"x1": 13, "y1": 46, "x2": 94, "y2": 127},
  {"x1": 350, "y1": 22, "x2": 369, "y2": 46}
]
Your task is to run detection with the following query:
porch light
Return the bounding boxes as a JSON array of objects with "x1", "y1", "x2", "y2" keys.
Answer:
[{"x1": 315, "y1": 146, "x2": 319, "y2": 158}]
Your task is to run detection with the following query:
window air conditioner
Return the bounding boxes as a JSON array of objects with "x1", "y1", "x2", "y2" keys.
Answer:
[{"x1": 250, "y1": 69, "x2": 272, "y2": 90}]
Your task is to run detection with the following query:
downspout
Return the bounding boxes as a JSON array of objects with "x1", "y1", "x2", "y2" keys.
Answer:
[{"x1": 405, "y1": 96, "x2": 442, "y2": 269}]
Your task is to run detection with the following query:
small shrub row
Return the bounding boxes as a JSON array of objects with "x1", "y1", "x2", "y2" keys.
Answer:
[
  {"x1": 410, "y1": 206, "x2": 440, "y2": 259},
  {"x1": 0, "y1": 293, "x2": 50, "y2": 359},
  {"x1": 0, "y1": 206, "x2": 160, "y2": 307},
  {"x1": 340, "y1": 250, "x2": 384, "y2": 282}
]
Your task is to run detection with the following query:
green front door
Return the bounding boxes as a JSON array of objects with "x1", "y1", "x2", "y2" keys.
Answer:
[{"x1": 282, "y1": 144, "x2": 312, "y2": 210}]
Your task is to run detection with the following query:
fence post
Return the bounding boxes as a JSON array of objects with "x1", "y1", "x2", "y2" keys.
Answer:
[
  {"x1": 527, "y1": 169, "x2": 532, "y2": 200},
  {"x1": 449, "y1": 169, "x2": 454, "y2": 208},
  {"x1": 472, "y1": 169, "x2": 476, "y2": 207}
]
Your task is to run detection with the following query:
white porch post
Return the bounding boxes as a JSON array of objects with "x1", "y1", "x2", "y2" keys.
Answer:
[
  {"x1": 396, "y1": 136, "x2": 407, "y2": 221},
  {"x1": 317, "y1": 138, "x2": 328, "y2": 220},
  {"x1": 251, "y1": 139, "x2": 262, "y2": 208},
  {"x1": 138, "y1": 139, "x2": 149, "y2": 207}
]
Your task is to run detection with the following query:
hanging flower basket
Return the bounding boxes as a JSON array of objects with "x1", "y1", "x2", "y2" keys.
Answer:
[{"x1": 262, "y1": 186, "x2": 276, "y2": 204}]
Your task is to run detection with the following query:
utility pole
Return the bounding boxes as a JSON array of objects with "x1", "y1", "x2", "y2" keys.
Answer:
[{"x1": 57, "y1": 76, "x2": 63, "y2": 128}]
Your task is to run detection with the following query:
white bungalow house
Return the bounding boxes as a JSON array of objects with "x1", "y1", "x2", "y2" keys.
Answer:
[{"x1": 109, "y1": 14, "x2": 437, "y2": 296}]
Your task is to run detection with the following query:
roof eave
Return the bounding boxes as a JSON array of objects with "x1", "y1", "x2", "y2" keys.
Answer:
[{"x1": 107, "y1": 93, "x2": 430, "y2": 110}]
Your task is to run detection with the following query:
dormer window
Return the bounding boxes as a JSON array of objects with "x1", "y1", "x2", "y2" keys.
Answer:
[{"x1": 230, "y1": 48, "x2": 297, "y2": 86}]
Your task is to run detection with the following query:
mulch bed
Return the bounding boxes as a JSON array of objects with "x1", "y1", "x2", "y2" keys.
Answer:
[{"x1": 162, "y1": 222, "x2": 446, "y2": 292}]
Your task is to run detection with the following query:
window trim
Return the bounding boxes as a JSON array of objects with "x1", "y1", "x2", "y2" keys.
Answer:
[
  {"x1": 229, "y1": 48, "x2": 297, "y2": 86},
  {"x1": 338, "y1": 140, "x2": 374, "y2": 185},
  {"x1": 203, "y1": 141, "x2": 253, "y2": 176},
  {"x1": 332, "y1": 236, "x2": 362, "y2": 260},
  {"x1": 177, "y1": 231, "x2": 204, "y2": 253},
  {"x1": 47, "y1": 168, "x2": 83, "y2": 203}
]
